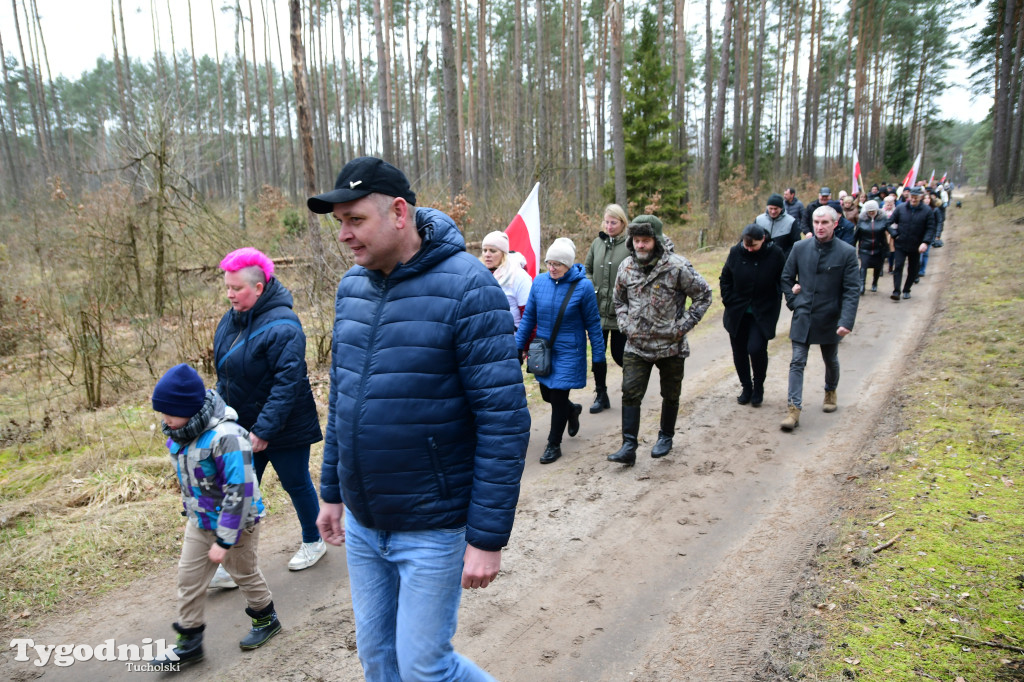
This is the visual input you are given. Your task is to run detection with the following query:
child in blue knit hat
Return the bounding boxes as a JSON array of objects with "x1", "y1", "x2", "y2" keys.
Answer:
[{"x1": 149, "y1": 363, "x2": 281, "y2": 668}]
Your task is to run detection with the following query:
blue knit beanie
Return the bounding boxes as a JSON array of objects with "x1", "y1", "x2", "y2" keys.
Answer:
[{"x1": 152, "y1": 364, "x2": 206, "y2": 417}]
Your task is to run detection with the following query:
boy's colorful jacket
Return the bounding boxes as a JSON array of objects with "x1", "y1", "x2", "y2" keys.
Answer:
[{"x1": 164, "y1": 390, "x2": 264, "y2": 546}]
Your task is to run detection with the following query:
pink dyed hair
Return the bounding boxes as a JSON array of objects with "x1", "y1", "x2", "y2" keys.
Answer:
[{"x1": 219, "y1": 247, "x2": 274, "y2": 282}]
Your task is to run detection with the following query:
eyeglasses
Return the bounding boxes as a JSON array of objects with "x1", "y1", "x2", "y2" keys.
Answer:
[{"x1": 545, "y1": 261, "x2": 568, "y2": 269}]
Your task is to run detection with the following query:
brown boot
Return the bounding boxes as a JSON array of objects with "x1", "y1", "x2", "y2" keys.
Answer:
[
  {"x1": 780, "y1": 405, "x2": 801, "y2": 431},
  {"x1": 823, "y1": 390, "x2": 837, "y2": 413}
]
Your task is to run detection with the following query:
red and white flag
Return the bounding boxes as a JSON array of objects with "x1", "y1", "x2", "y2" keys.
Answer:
[
  {"x1": 852, "y1": 150, "x2": 863, "y2": 196},
  {"x1": 899, "y1": 153, "x2": 921, "y2": 196},
  {"x1": 505, "y1": 182, "x2": 541, "y2": 279},
  {"x1": 939, "y1": 171, "x2": 948, "y2": 184},
  {"x1": 928, "y1": 169, "x2": 935, "y2": 186}
]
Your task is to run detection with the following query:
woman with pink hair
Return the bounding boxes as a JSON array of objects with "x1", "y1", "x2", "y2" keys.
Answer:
[{"x1": 208, "y1": 247, "x2": 325, "y2": 588}]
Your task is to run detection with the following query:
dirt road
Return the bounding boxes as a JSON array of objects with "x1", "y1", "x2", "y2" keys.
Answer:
[{"x1": 4, "y1": 226, "x2": 949, "y2": 682}]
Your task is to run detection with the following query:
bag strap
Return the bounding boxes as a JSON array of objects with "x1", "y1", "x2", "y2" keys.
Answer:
[{"x1": 549, "y1": 280, "x2": 579, "y2": 342}]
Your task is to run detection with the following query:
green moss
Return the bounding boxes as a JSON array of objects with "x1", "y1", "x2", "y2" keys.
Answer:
[{"x1": 807, "y1": 198, "x2": 1024, "y2": 681}]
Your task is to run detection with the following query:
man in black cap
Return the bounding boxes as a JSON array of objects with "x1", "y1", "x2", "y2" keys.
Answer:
[
  {"x1": 802, "y1": 187, "x2": 842, "y2": 235},
  {"x1": 885, "y1": 185, "x2": 936, "y2": 300},
  {"x1": 755, "y1": 193, "x2": 802, "y2": 258},
  {"x1": 308, "y1": 157, "x2": 530, "y2": 680}
]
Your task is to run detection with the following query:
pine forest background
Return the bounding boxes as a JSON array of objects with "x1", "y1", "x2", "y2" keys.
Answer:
[{"x1": 0, "y1": 0, "x2": 1018, "y2": 416}]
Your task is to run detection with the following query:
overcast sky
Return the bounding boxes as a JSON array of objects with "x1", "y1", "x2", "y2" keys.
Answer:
[{"x1": 1, "y1": 0, "x2": 994, "y2": 123}]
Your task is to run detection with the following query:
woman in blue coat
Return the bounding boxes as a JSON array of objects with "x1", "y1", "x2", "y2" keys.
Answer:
[
  {"x1": 516, "y1": 238, "x2": 605, "y2": 464},
  {"x1": 213, "y1": 248, "x2": 325, "y2": 582}
]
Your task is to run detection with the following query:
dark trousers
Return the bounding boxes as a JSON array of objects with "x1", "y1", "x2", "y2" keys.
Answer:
[
  {"x1": 787, "y1": 341, "x2": 839, "y2": 409},
  {"x1": 729, "y1": 314, "x2": 769, "y2": 389},
  {"x1": 892, "y1": 248, "x2": 921, "y2": 294},
  {"x1": 859, "y1": 261, "x2": 883, "y2": 288},
  {"x1": 538, "y1": 384, "x2": 571, "y2": 445},
  {"x1": 621, "y1": 352, "x2": 685, "y2": 410},
  {"x1": 254, "y1": 446, "x2": 321, "y2": 543},
  {"x1": 592, "y1": 329, "x2": 626, "y2": 391}
]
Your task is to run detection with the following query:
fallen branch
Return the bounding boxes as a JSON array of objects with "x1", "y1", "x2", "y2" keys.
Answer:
[
  {"x1": 870, "y1": 511, "x2": 897, "y2": 526},
  {"x1": 949, "y1": 634, "x2": 1024, "y2": 654},
  {"x1": 872, "y1": 533, "x2": 902, "y2": 553}
]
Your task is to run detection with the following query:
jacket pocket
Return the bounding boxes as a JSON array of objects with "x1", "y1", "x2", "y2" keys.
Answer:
[{"x1": 427, "y1": 437, "x2": 452, "y2": 499}]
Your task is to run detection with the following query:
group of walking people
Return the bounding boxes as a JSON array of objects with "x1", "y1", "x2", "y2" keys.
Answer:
[{"x1": 147, "y1": 155, "x2": 948, "y2": 680}]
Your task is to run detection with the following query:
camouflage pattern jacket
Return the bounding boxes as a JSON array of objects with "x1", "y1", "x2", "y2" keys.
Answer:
[{"x1": 613, "y1": 251, "x2": 713, "y2": 362}]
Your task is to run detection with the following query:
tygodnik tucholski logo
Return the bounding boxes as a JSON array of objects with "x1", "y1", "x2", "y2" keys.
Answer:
[{"x1": 9, "y1": 637, "x2": 180, "y2": 671}]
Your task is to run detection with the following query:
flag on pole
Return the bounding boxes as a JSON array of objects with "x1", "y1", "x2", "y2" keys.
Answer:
[
  {"x1": 852, "y1": 150, "x2": 863, "y2": 196},
  {"x1": 505, "y1": 182, "x2": 541, "y2": 279},
  {"x1": 928, "y1": 169, "x2": 935, "y2": 186},
  {"x1": 899, "y1": 153, "x2": 921, "y2": 196},
  {"x1": 939, "y1": 171, "x2": 948, "y2": 184}
]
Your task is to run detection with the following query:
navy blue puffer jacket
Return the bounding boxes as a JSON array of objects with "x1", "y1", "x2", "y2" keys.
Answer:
[
  {"x1": 213, "y1": 277, "x2": 323, "y2": 452},
  {"x1": 320, "y1": 208, "x2": 531, "y2": 552},
  {"x1": 515, "y1": 264, "x2": 605, "y2": 390}
]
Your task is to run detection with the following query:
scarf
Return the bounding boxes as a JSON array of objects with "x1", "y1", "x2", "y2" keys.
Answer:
[{"x1": 162, "y1": 390, "x2": 218, "y2": 444}]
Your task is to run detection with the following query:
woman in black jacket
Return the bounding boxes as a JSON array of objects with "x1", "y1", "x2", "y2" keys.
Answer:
[
  {"x1": 719, "y1": 224, "x2": 786, "y2": 407},
  {"x1": 213, "y1": 248, "x2": 325, "y2": 583},
  {"x1": 855, "y1": 200, "x2": 889, "y2": 293}
]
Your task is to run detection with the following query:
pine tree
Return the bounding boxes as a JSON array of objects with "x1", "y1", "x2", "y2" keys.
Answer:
[{"x1": 619, "y1": 8, "x2": 686, "y2": 219}]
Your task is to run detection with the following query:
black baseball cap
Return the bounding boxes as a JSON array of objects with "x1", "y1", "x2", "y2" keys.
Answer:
[
  {"x1": 307, "y1": 156, "x2": 416, "y2": 214},
  {"x1": 819, "y1": 186, "x2": 831, "y2": 196}
]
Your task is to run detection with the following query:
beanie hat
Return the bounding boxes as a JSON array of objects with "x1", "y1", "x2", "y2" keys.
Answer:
[
  {"x1": 767, "y1": 193, "x2": 785, "y2": 209},
  {"x1": 863, "y1": 199, "x2": 879, "y2": 213},
  {"x1": 481, "y1": 231, "x2": 510, "y2": 254},
  {"x1": 544, "y1": 237, "x2": 576, "y2": 267},
  {"x1": 152, "y1": 364, "x2": 207, "y2": 418}
]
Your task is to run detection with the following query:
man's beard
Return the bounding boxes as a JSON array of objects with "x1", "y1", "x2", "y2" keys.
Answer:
[{"x1": 635, "y1": 249, "x2": 655, "y2": 264}]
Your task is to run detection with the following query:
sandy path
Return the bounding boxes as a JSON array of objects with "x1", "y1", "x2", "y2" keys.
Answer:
[{"x1": 3, "y1": 224, "x2": 950, "y2": 682}]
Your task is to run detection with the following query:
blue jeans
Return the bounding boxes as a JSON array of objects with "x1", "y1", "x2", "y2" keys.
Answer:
[
  {"x1": 344, "y1": 509, "x2": 496, "y2": 682},
  {"x1": 254, "y1": 445, "x2": 321, "y2": 543},
  {"x1": 787, "y1": 341, "x2": 839, "y2": 409}
]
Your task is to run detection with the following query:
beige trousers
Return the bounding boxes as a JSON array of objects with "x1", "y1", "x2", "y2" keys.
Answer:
[{"x1": 176, "y1": 521, "x2": 273, "y2": 628}]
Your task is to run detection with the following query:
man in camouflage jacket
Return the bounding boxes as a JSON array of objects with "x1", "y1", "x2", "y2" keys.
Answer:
[{"x1": 608, "y1": 215, "x2": 713, "y2": 465}]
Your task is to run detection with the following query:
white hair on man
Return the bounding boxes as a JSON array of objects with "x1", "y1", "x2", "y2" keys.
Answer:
[{"x1": 812, "y1": 205, "x2": 839, "y2": 222}]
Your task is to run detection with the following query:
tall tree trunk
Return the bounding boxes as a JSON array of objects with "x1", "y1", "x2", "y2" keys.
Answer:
[
  {"x1": 535, "y1": 0, "x2": 547, "y2": 174},
  {"x1": 477, "y1": 0, "x2": 491, "y2": 194},
  {"x1": 259, "y1": 0, "x2": 279, "y2": 189},
  {"x1": 405, "y1": 0, "x2": 420, "y2": 180},
  {"x1": 187, "y1": 0, "x2": 204, "y2": 194},
  {"x1": 235, "y1": 2, "x2": 247, "y2": 230},
  {"x1": 702, "y1": 0, "x2": 713, "y2": 202},
  {"x1": 118, "y1": 0, "x2": 135, "y2": 130},
  {"x1": 708, "y1": 0, "x2": 734, "y2": 239},
  {"x1": 372, "y1": 0, "x2": 394, "y2": 160},
  {"x1": 10, "y1": 0, "x2": 49, "y2": 176},
  {"x1": 609, "y1": 0, "x2": 626, "y2": 207},
  {"x1": 990, "y1": 0, "x2": 1016, "y2": 204},
  {"x1": 751, "y1": 0, "x2": 767, "y2": 187},
  {"x1": 673, "y1": 0, "x2": 687, "y2": 182},
  {"x1": 211, "y1": 0, "x2": 229, "y2": 198},
  {"x1": 439, "y1": 0, "x2": 463, "y2": 198},
  {"x1": 787, "y1": 0, "x2": 801, "y2": 175},
  {"x1": 289, "y1": 0, "x2": 326, "y2": 268},
  {"x1": 273, "y1": 2, "x2": 298, "y2": 198}
]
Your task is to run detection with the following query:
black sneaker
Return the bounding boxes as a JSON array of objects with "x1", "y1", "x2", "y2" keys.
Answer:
[
  {"x1": 903, "y1": 292, "x2": 911, "y2": 299},
  {"x1": 890, "y1": 291, "x2": 901, "y2": 301}
]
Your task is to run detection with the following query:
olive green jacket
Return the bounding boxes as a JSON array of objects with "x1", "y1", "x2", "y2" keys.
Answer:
[{"x1": 584, "y1": 231, "x2": 630, "y2": 330}]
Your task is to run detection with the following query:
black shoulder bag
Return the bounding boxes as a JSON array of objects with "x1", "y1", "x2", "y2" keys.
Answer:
[{"x1": 526, "y1": 280, "x2": 579, "y2": 377}]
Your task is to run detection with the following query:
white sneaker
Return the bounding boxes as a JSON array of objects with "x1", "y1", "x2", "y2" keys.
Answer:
[
  {"x1": 288, "y1": 539, "x2": 327, "y2": 571},
  {"x1": 209, "y1": 565, "x2": 238, "y2": 589}
]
